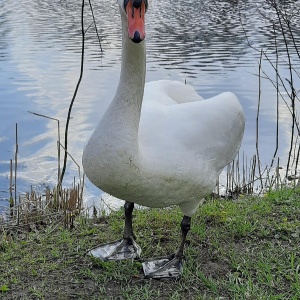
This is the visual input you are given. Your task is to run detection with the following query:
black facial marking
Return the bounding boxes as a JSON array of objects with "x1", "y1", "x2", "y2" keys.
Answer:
[
  {"x1": 124, "y1": 0, "x2": 129, "y2": 10},
  {"x1": 124, "y1": 0, "x2": 148, "y2": 12},
  {"x1": 133, "y1": 0, "x2": 142, "y2": 9}
]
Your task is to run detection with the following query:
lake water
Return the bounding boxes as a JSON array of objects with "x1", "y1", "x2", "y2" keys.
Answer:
[{"x1": 1, "y1": 0, "x2": 300, "y2": 214}]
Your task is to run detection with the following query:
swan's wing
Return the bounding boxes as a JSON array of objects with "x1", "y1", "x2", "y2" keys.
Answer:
[
  {"x1": 140, "y1": 87, "x2": 245, "y2": 172},
  {"x1": 144, "y1": 80, "x2": 204, "y2": 105}
]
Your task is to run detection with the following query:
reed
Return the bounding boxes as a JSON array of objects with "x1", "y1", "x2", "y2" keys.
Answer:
[
  {"x1": 5, "y1": 184, "x2": 84, "y2": 232},
  {"x1": 4, "y1": 111, "x2": 85, "y2": 232},
  {"x1": 28, "y1": 112, "x2": 61, "y2": 185},
  {"x1": 1, "y1": 0, "x2": 101, "y2": 230},
  {"x1": 231, "y1": 0, "x2": 300, "y2": 196}
]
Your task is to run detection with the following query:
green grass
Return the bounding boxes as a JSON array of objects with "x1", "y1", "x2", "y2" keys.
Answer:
[{"x1": 1, "y1": 188, "x2": 300, "y2": 299}]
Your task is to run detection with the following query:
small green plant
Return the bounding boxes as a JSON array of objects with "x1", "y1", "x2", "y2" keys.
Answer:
[{"x1": 0, "y1": 285, "x2": 10, "y2": 292}]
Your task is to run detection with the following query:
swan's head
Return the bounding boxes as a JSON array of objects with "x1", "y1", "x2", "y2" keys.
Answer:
[{"x1": 118, "y1": 0, "x2": 148, "y2": 43}]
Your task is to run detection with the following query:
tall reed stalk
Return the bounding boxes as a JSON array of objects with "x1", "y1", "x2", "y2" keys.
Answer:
[{"x1": 231, "y1": 0, "x2": 300, "y2": 194}]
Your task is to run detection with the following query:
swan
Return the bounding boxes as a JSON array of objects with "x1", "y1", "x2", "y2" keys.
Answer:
[{"x1": 83, "y1": 0, "x2": 245, "y2": 279}]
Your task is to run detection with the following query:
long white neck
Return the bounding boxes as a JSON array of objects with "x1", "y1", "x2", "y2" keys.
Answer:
[
  {"x1": 118, "y1": 12, "x2": 146, "y2": 102},
  {"x1": 99, "y1": 10, "x2": 146, "y2": 153}
]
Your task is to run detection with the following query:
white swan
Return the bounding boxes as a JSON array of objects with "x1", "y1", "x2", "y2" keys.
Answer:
[{"x1": 83, "y1": 0, "x2": 245, "y2": 279}]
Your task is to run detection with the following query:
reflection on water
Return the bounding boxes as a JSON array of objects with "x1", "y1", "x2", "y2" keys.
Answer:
[{"x1": 0, "y1": 0, "x2": 299, "y2": 213}]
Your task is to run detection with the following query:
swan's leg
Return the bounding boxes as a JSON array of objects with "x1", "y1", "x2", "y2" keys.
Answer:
[
  {"x1": 142, "y1": 215, "x2": 191, "y2": 279},
  {"x1": 175, "y1": 215, "x2": 191, "y2": 258},
  {"x1": 123, "y1": 201, "x2": 135, "y2": 241},
  {"x1": 87, "y1": 201, "x2": 141, "y2": 261}
]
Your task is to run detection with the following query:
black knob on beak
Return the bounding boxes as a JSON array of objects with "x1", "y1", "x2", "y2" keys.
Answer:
[{"x1": 133, "y1": 0, "x2": 142, "y2": 9}]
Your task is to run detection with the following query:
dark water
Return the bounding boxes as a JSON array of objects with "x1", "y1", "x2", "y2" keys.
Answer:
[{"x1": 1, "y1": 0, "x2": 299, "y2": 214}]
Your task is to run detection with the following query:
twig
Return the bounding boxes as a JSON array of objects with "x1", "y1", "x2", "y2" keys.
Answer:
[
  {"x1": 88, "y1": 0, "x2": 103, "y2": 52},
  {"x1": 269, "y1": 24, "x2": 279, "y2": 170},
  {"x1": 256, "y1": 50, "x2": 263, "y2": 189},
  {"x1": 59, "y1": 142, "x2": 82, "y2": 189},
  {"x1": 60, "y1": 0, "x2": 85, "y2": 187},
  {"x1": 14, "y1": 124, "x2": 18, "y2": 207},
  {"x1": 28, "y1": 111, "x2": 61, "y2": 184},
  {"x1": 274, "y1": 2, "x2": 297, "y2": 177}
]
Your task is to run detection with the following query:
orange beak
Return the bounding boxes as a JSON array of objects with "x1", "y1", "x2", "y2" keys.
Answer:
[{"x1": 125, "y1": 0, "x2": 146, "y2": 43}]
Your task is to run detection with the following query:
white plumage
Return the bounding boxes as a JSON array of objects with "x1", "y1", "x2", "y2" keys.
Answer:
[
  {"x1": 83, "y1": 0, "x2": 245, "y2": 278},
  {"x1": 83, "y1": 50, "x2": 244, "y2": 217}
]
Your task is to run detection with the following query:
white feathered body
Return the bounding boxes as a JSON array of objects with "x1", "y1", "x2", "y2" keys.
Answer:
[{"x1": 82, "y1": 7, "x2": 245, "y2": 217}]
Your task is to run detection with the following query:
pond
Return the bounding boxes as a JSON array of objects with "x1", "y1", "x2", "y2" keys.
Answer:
[{"x1": 1, "y1": 0, "x2": 300, "y2": 214}]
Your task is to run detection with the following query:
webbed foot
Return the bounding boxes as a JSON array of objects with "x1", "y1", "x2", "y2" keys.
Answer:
[
  {"x1": 142, "y1": 255, "x2": 183, "y2": 279},
  {"x1": 88, "y1": 238, "x2": 141, "y2": 261},
  {"x1": 142, "y1": 215, "x2": 191, "y2": 280}
]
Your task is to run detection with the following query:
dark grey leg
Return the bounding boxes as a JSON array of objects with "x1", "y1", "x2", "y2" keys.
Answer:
[
  {"x1": 87, "y1": 201, "x2": 141, "y2": 260},
  {"x1": 124, "y1": 201, "x2": 135, "y2": 241},
  {"x1": 175, "y1": 215, "x2": 191, "y2": 258},
  {"x1": 142, "y1": 215, "x2": 192, "y2": 279}
]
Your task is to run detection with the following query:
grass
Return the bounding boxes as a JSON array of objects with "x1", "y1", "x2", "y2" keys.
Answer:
[{"x1": 0, "y1": 188, "x2": 300, "y2": 299}]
